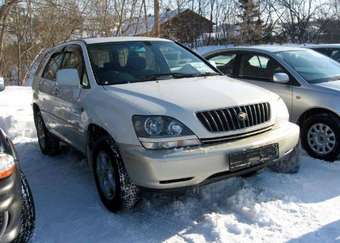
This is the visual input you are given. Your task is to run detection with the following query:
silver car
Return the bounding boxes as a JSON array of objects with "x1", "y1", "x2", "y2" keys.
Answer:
[{"x1": 204, "y1": 46, "x2": 340, "y2": 161}]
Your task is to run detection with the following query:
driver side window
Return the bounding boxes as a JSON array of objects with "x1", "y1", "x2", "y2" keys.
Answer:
[
  {"x1": 62, "y1": 45, "x2": 89, "y2": 88},
  {"x1": 208, "y1": 53, "x2": 237, "y2": 76},
  {"x1": 239, "y1": 53, "x2": 284, "y2": 82}
]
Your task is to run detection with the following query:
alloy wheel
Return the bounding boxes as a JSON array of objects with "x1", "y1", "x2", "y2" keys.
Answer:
[
  {"x1": 307, "y1": 123, "x2": 336, "y2": 155},
  {"x1": 96, "y1": 151, "x2": 116, "y2": 201}
]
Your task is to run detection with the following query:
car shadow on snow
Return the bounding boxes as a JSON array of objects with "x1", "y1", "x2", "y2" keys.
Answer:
[
  {"x1": 12, "y1": 140, "x2": 340, "y2": 243},
  {"x1": 13, "y1": 140, "x2": 248, "y2": 243},
  {"x1": 287, "y1": 219, "x2": 340, "y2": 243}
]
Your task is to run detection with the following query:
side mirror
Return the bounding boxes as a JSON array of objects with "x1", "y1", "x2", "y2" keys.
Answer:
[
  {"x1": 273, "y1": 72, "x2": 289, "y2": 84},
  {"x1": 56, "y1": 69, "x2": 80, "y2": 87},
  {"x1": 0, "y1": 77, "x2": 5, "y2": 92}
]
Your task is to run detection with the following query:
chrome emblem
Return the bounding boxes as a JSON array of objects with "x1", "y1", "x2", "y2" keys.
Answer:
[{"x1": 238, "y1": 112, "x2": 248, "y2": 121}]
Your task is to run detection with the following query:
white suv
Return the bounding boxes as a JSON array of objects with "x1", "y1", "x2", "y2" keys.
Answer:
[{"x1": 31, "y1": 37, "x2": 300, "y2": 212}]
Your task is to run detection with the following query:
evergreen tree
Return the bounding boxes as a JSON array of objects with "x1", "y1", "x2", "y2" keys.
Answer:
[{"x1": 239, "y1": 0, "x2": 263, "y2": 44}]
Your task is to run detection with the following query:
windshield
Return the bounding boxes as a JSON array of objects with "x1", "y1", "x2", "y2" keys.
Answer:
[
  {"x1": 276, "y1": 50, "x2": 340, "y2": 83},
  {"x1": 87, "y1": 41, "x2": 219, "y2": 85}
]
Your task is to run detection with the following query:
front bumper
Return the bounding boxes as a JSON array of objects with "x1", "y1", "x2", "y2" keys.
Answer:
[
  {"x1": 0, "y1": 170, "x2": 22, "y2": 243},
  {"x1": 120, "y1": 121, "x2": 300, "y2": 189}
]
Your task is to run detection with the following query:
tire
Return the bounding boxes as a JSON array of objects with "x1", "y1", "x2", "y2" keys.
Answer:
[
  {"x1": 34, "y1": 110, "x2": 60, "y2": 155},
  {"x1": 269, "y1": 146, "x2": 300, "y2": 174},
  {"x1": 12, "y1": 171, "x2": 35, "y2": 243},
  {"x1": 301, "y1": 113, "x2": 340, "y2": 162},
  {"x1": 92, "y1": 136, "x2": 139, "y2": 212}
]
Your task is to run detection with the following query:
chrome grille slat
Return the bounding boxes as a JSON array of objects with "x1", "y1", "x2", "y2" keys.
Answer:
[
  {"x1": 197, "y1": 103, "x2": 271, "y2": 133},
  {"x1": 225, "y1": 109, "x2": 236, "y2": 130},
  {"x1": 207, "y1": 111, "x2": 219, "y2": 132},
  {"x1": 212, "y1": 110, "x2": 224, "y2": 131},
  {"x1": 197, "y1": 112, "x2": 213, "y2": 131},
  {"x1": 262, "y1": 104, "x2": 266, "y2": 122},
  {"x1": 245, "y1": 106, "x2": 254, "y2": 126},
  {"x1": 216, "y1": 110, "x2": 229, "y2": 131}
]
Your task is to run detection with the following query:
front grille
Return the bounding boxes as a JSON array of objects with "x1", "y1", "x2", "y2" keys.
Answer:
[{"x1": 196, "y1": 103, "x2": 271, "y2": 133}]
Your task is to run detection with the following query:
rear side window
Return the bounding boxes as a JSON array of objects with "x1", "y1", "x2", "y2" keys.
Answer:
[
  {"x1": 42, "y1": 53, "x2": 64, "y2": 81},
  {"x1": 208, "y1": 53, "x2": 237, "y2": 75},
  {"x1": 62, "y1": 45, "x2": 89, "y2": 87},
  {"x1": 239, "y1": 53, "x2": 284, "y2": 81},
  {"x1": 29, "y1": 49, "x2": 50, "y2": 76}
]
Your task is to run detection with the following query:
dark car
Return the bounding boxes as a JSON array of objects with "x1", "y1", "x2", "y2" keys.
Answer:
[
  {"x1": 0, "y1": 82, "x2": 35, "y2": 242},
  {"x1": 305, "y1": 44, "x2": 340, "y2": 63}
]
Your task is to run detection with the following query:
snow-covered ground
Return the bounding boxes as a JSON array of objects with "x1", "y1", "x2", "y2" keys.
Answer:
[{"x1": 1, "y1": 86, "x2": 340, "y2": 243}]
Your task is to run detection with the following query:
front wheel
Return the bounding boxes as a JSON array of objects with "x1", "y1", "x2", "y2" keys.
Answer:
[
  {"x1": 13, "y1": 171, "x2": 35, "y2": 243},
  {"x1": 92, "y1": 136, "x2": 139, "y2": 212},
  {"x1": 34, "y1": 110, "x2": 60, "y2": 155},
  {"x1": 301, "y1": 113, "x2": 340, "y2": 162}
]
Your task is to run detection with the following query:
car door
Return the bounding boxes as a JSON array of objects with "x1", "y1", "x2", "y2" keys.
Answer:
[
  {"x1": 54, "y1": 44, "x2": 90, "y2": 151},
  {"x1": 235, "y1": 52, "x2": 293, "y2": 114},
  {"x1": 38, "y1": 49, "x2": 65, "y2": 134}
]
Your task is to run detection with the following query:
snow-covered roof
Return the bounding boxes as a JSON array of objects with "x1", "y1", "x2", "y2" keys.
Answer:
[{"x1": 122, "y1": 9, "x2": 186, "y2": 36}]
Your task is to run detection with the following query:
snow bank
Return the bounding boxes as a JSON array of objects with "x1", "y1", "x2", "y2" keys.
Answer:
[
  {"x1": 0, "y1": 87, "x2": 340, "y2": 243},
  {"x1": 0, "y1": 86, "x2": 36, "y2": 140}
]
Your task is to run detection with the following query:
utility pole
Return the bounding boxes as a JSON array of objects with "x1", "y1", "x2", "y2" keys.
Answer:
[{"x1": 154, "y1": 0, "x2": 160, "y2": 37}]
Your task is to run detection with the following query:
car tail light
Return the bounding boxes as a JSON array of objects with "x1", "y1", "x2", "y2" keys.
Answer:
[{"x1": 0, "y1": 154, "x2": 16, "y2": 179}]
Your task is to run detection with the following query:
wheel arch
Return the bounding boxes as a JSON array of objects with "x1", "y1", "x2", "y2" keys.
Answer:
[
  {"x1": 87, "y1": 123, "x2": 114, "y2": 151},
  {"x1": 297, "y1": 107, "x2": 340, "y2": 127}
]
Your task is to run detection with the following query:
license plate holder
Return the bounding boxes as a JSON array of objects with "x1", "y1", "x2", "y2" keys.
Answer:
[{"x1": 229, "y1": 144, "x2": 279, "y2": 172}]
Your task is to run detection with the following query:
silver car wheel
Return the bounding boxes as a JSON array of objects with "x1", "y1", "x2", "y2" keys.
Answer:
[
  {"x1": 96, "y1": 151, "x2": 116, "y2": 201},
  {"x1": 307, "y1": 123, "x2": 336, "y2": 155}
]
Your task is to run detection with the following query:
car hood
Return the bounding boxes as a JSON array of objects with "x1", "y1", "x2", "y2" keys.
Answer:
[
  {"x1": 314, "y1": 80, "x2": 340, "y2": 93},
  {"x1": 103, "y1": 76, "x2": 278, "y2": 114}
]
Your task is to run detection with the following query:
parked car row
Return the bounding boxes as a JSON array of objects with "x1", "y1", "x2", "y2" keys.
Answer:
[{"x1": 0, "y1": 82, "x2": 35, "y2": 243}]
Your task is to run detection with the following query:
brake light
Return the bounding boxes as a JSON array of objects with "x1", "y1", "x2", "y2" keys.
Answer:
[{"x1": 0, "y1": 154, "x2": 16, "y2": 179}]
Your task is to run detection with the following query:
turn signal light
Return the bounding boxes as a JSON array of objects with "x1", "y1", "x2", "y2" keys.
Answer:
[{"x1": 0, "y1": 154, "x2": 16, "y2": 179}]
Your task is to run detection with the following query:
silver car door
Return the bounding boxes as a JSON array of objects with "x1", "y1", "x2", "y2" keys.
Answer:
[{"x1": 236, "y1": 52, "x2": 293, "y2": 114}]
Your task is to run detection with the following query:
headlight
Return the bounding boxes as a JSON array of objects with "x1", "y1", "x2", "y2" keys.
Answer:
[
  {"x1": 133, "y1": 115, "x2": 201, "y2": 149},
  {"x1": 275, "y1": 97, "x2": 289, "y2": 122},
  {"x1": 0, "y1": 154, "x2": 16, "y2": 179}
]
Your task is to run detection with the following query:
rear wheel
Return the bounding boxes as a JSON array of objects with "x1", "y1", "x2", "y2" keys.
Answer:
[
  {"x1": 34, "y1": 110, "x2": 60, "y2": 155},
  {"x1": 13, "y1": 171, "x2": 35, "y2": 243},
  {"x1": 93, "y1": 136, "x2": 139, "y2": 212},
  {"x1": 301, "y1": 113, "x2": 340, "y2": 162}
]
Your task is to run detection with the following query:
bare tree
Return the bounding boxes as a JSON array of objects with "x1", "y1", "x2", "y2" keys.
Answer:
[
  {"x1": 154, "y1": 0, "x2": 160, "y2": 36},
  {"x1": 0, "y1": 0, "x2": 21, "y2": 70}
]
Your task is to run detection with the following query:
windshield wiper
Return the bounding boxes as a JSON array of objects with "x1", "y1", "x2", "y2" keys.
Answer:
[{"x1": 143, "y1": 72, "x2": 219, "y2": 81}]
